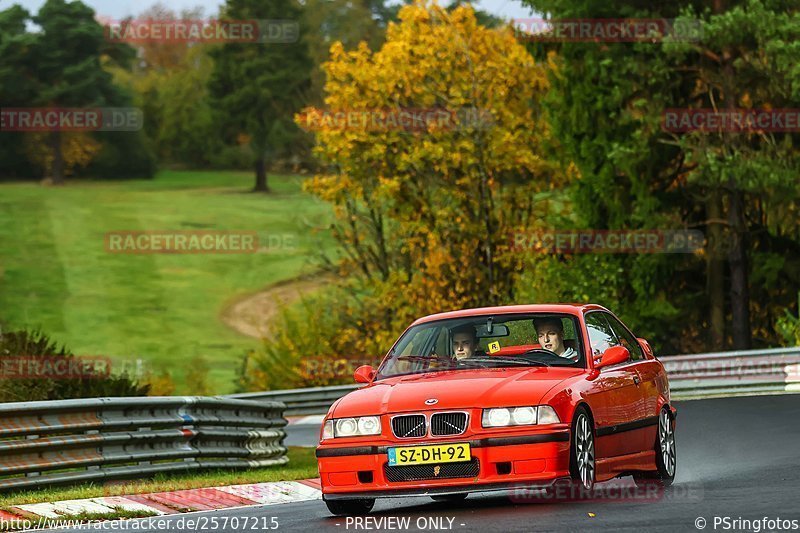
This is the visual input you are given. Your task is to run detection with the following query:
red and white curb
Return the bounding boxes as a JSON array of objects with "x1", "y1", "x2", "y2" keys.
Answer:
[{"x1": 6, "y1": 479, "x2": 322, "y2": 520}]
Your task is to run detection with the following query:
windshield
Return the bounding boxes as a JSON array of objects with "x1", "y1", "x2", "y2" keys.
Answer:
[{"x1": 377, "y1": 313, "x2": 585, "y2": 379}]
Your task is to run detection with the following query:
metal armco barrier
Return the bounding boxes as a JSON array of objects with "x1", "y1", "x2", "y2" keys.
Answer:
[
  {"x1": 664, "y1": 346, "x2": 800, "y2": 399},
  {"x1": 230, "y1": 347, "x2": 800, "y2": 413},
  {"x1": 229, "y1": 384, "x2": 360, "y2": 415},
  {"x1": 0, "y1": 396, "x2": 287, "y2": 492}
]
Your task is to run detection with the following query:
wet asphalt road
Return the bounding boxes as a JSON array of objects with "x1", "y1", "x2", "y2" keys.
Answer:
[{"x1": 50, "y1": 394, "x2": 800, "y2": 533}]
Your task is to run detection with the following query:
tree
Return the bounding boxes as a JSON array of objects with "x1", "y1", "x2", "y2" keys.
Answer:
[
  {"x1": 662, "y1": 0, "x2": 800, "y2": 349},
  {"x1": 106, "y1": 4, "x2": 220, "y2": 167},
  {"x1": 303, "y1": 0, "x2": 394, "y2": 104},
  {"x1": 0, "y1": 5, "x2": 38, "y2": 179},
  {"x1": 299, "y1": 1, "x2": 563, "y2": 319},
  {"x1": 0, "y1": 1, "x2": 153, "y2": 182},
  {"x1": 520, "y1": 0, "x2": 800, "y2": 352},
  {"x1": 209, "y1": 0, "x2": 312, "y2": 192},
  {"x1": 28, "y1": 0, "x2": 127, "y2": 184}
]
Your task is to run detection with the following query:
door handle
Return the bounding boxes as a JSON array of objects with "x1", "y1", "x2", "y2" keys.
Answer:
[{"x1": 633, "y1": 375, "x2": 641, "y2": 385}]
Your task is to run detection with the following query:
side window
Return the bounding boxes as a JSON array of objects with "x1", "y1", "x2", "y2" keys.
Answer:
[
  {"x1": 605, "y1": 314, "x2": 644, "y2": 361},
  {"x1": 585, "y1": 312, "x2": 619, "y2": 359}
]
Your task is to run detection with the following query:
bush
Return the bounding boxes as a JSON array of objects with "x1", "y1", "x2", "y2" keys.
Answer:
[
  {"x1": 237, "y1": 284, "x2": 388, "y2": 391},
  {"x1": 206, "y1": 144, "x2": 252, "y2": 171},
  {"x1": 776, "y1": 292, "x2": 800, "y2": 346},
  {"x1": 0, "y1": 329, "x2": 149, "y2": 402},
  {"x1": 83, "y1": 131, "x2": 157, "y2": 179}
]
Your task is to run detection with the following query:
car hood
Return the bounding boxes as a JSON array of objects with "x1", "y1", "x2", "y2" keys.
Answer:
[{"x1": 330, "y1": 367, "x2": 584, "y2": 417}]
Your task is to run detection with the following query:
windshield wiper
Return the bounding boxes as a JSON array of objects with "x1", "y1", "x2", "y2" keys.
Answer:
[{"x1": 461, "y1": 356, "x2": 549, "y2": 367}]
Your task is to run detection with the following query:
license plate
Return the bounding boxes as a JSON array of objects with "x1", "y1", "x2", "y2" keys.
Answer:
[{"x1": 387, "y1": 443, "x2": 471, "y2": 466}]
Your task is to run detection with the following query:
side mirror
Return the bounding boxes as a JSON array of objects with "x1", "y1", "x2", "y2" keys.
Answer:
[
  {"x1": 595, "y1": 345, "x2": 630, "y2": 369},
  {"x1": 638, "y1": 338, "x2": 654, "y2": 358},
  {"x1": 354, "y1": 365, "x2": 375, "y2": 384}
]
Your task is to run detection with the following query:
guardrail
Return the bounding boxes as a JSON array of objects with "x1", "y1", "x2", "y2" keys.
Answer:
[
  {"x1": 0, "y1": 396, "x2": 287, "y2": 492},
  {"x1": 665, "y1": 346, "x2": 800, "y2": 399},
  {"x1": 230, "y1": 347, "x2": 800, "y2": 414},
  {"x1": 229, "y1": 384, "x2": 359, "y2": 415}
]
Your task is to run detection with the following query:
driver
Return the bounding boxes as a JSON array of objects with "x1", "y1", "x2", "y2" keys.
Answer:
[{"x1": 533, "y1": 318, "x2": 578, "y2": 362}]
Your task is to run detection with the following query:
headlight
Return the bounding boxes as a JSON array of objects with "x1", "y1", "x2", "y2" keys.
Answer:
[
  {"x1": 482, "y1": 405, "x2": 561, "y2": 427},
  {"x1": 511, "y1": 406, "x2": 537, "y2": 425},
  {"x1": 485, "y1": 408, "x2": 511, "y2": 427},
  {"x1": 321, "y1": 416, "x2": 382, "y2": 439}
]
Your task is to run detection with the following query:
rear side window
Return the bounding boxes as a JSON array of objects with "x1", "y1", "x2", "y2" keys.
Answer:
[
  {"x1": 584, "y1": 312, "x2": 619, "y2": 359},
  {"x1": 605, "y1": 314, "x2": 644, "y2": 361}
]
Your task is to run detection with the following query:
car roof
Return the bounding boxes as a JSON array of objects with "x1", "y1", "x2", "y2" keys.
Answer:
[{"x1": 411, "y1": 303, "x2": 609, "y2": 325}]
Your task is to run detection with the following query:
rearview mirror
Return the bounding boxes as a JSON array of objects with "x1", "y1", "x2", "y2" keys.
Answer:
[
  {"x1": 354, "y1": 365, "x2": 375, "y2": 384},
  {"x1": 595, "y1": 345, "x2": 630, "y2": 369},
  {"x1": 475, "y1": 324, "x2": 509, "y2": 338}
]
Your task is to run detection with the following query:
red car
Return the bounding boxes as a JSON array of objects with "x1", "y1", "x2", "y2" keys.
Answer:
[{"x1": 316, "y1": 304, "x2": 677, "y2": 516}]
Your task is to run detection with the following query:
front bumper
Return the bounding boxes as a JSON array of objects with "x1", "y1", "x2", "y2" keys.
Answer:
[{"x1": 317, "y1": 428, "x2": 571, "y2": 499}]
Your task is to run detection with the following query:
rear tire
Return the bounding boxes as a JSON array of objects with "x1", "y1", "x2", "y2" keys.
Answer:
[
  {"x1": 634, "y1": 406, "x2": 676, "y2": 488},
  {"x1": 430, "y1": 493, "x2": 468, "y2": 502},
  {"x1": 569, "y1": 407, "x2": 596, "y2": 491},
  {"x1": 324, "y1": 498, "x2": 375, "y2": 516}
]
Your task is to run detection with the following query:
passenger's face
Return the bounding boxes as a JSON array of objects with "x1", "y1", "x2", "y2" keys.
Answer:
[
  {"x1": 453, "y1": 332, "x2": 477, "y2": 360},
  {"x1": 538, "y1": 327, "x2": 565, "y2": 355}
]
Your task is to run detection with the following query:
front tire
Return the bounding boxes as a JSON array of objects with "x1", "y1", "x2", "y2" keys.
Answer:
[
  {"x1": 569, "y1": 407, "x2": 596, "y2": 491},
  {"x1": 324, "y1": 498, "x2": 375, "y2": 516},
  {"x1": 634, "y1": 406, "x2": 676, "y2": 488}
]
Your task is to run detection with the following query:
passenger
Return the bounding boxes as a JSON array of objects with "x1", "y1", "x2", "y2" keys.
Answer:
[{"x1": 450, "y1": 324, "x2": 486, "y2": 361}]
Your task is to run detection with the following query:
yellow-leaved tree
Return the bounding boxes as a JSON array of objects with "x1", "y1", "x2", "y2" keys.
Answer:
[
  {"x1": 240, "y1": 1, "x2": 568, "y2": 390},
  {"x1": 303, "y1": 0, "x2": 565, "y2": 310}
]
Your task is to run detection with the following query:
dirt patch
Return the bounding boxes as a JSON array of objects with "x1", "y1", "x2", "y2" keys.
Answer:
[{"x1": 221, "y1": 274, "x2": 333, "y2": 339}]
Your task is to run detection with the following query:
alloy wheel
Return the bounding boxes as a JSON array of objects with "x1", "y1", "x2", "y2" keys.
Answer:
[
  {"x1": 659, "y1": 409, "x2": 676, "y2": 477},
  {"x1": 575, "y1": 413, "x2": 595, "y2": 489}
]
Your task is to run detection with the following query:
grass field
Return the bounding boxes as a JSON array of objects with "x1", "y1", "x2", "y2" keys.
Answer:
[{"x1": 0, "y1": 171, "x2": 333, "y2": 393}]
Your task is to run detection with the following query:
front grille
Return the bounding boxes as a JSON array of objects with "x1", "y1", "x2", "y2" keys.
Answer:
[
  {"x1": 384, "y1": 459, "x2": 480, "y2": 482},
  {"x1": 431, "y1": 412, "x2": 468, "y2": 436},
  {"x1": 392, "y1": 415, "x2": 426, "y2": 438}
]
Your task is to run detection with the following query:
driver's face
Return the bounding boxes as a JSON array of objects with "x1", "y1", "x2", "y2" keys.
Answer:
[
  {"x1": 453, "y1": 332, "x2": 477, "y2": 360},
  {"x1": 538, "y1": 328, "x2": 565, "y2": 355}
]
